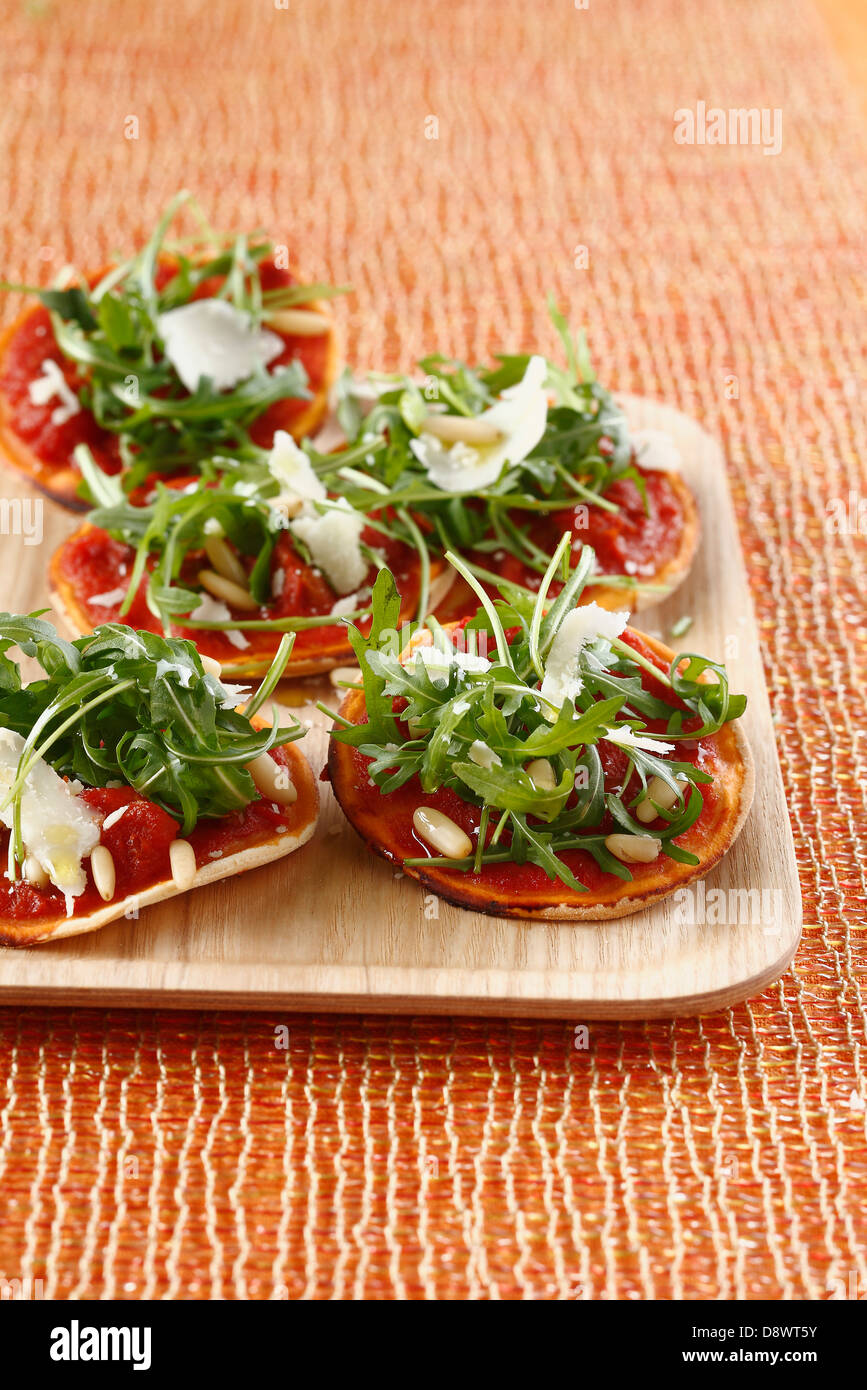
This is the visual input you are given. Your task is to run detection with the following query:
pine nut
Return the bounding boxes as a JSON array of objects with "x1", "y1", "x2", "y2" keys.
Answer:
[
  {"x1": 264, "y1": 308, "x2": 331, "y2": 337},
  {"x1": 526, "y1": 758, "x2": 557, "y2": 791},
  {"x1": 90, "y1": 845, "x2": 116, "y2": 901},
  {"x1": 604, "y1": 833, "x2": 662, "y2": 864},
  {"x1": 329, "y1": 666, "x2": 362, "y2": 688},
  {"x1": 198, "y1": 568, "x2": 259, "y2": 611},
  {"x1": 23, "y1": 854, "x2": 49, "y2": 889},
  {"x1": 246, "y1": 752, "x2": 298, "y2": 805},
  {"x1": 635, "y1": 775, "x2": 684, "y2": 824},
  {"x1": 426, "y1": 566, "x2": 457, "y2": 612},
  {"x1": 200, "y1": 655, "x2": 223, "y2": 678},
  {"x1": 204, "y1": 535, "x2": 248, "y2": 588},
  {"x1": 420, "y1": 414, "x2": 504, "y2": 446},
  {"x1": 271, "y1": 494, "x2": 305, "y2": 520},
  {"x1": 412, "y1": 806, "x2": 473, "y2": 859},
  {"x1": 169, "y1": 839, "x2": 197, "y2": 891}
]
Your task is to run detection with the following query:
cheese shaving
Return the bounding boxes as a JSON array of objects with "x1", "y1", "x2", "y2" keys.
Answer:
[{"x1": 157, "y1": 300, "x2": 284, "y2": 393}]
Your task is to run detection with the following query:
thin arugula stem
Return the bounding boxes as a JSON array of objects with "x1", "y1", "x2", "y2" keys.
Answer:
[
  {"x1": 443, "y1": 550, "x2": 513, "y2": 670},
  {"x1": 6, "y1": 679, "x2": 137, "y2": 811},
  {"x1": 528, "y1": 533, "x2": 572, "y2": 681},
  {"x1": 537, "y1": 543, "x2": 596, "y2": 660},
  {"x1": 161, "y1": 715, "x2": 300, "y2": 763},
  {"x1": 316, "y1": 701, "x2": 355, "y2": 725},
  {"x1": 137, "y1": 188, "x2": 191, "y2": 315},
  {"x1": 609, "y1": 636, "x2": 673, "y2": 689},
  {"x1": 244, "y1": 633, "x2": 296, "y2": 718},
  {"x1": 6, "y1": 678, "x2": 136, "y2": 865},
  {"x1": 473, "y1": 805, "x2": 490, "y2": 873},
  {"x1": 403, "y1": 851, "x2": 515, "y2": 870},
  {"x1": 395, "y1": 507, "x2": 430, "y2": 619},
  {"x1": 493, "y1": 509, "x2": 550, "y2": 572},
  {"x1": 182, "y1": 609, "x2": 369, "y2": 631},
  {"x1": 551, "y1": 460, "x2": 619, "y2": 513}
]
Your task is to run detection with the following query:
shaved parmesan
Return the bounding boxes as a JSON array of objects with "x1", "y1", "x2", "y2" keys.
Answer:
[
  {"x1": 632, "y1": 428, "x2": 681, "y2": 473},
  {"x1": 216, "y1": 682, "x2": 252, "y2": 708},
  {"x1": 406, "y1": 645, "x2": 492, "y2": 687},
  {"x1": 602, "y1": 725, "x2": 675, "y2": 755},
  {"x1": 410, "y1": 355, "x2": 549, "y2": 492},
  {"x1": 157, "y1": 300, "x2": 284, "y2": 393},
  {"x1": 154, "y1": 658, "x2": 193, "y2": 688},
  {"x1": 28, "y1": 359, "x2": 81, "y2": 425},
  {"x1": 265, "y1": 432, "x2": 368, "y2": 596},
  {"x1": 540, "y1": 603, "x2": 630, "y2": 717},
  {"x1": 468, "y1": 740, "x2": 501, "y2": 770},
  {"x1": 290, "y1": 498, "x2": 367, "y2": 595},
  {"x1": 188, "y1": 593, "x2": 250, "y2": 649},
  {"x1": 266, "y1": 430, "x2": 326, "y2": 505},
  {"x1": 330, "y1": 588, "x2": 369, "y2": 616},
  {"x1": 0, "y1": 729, "x2": 100, "y2": 898}
]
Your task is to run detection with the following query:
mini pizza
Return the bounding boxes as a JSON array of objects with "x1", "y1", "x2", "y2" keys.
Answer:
[
  {"x1": 320, "y1": 305, "x2": 699, "y2": 621},
  {"x1": 0, "y1": 612, "x2": 318, "y2": 946},
  {"x1": 327, "y1": 554, "x2": 753, "y2": 921},
  {"x1": 0, "y1": 193, "x2": 341, "y2": 508},
  {"x1": 49, "y1": 435, "x2": 441, "y2": 679}
]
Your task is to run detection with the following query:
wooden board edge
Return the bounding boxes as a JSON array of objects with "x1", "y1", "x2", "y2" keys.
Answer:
[{"x1": 0, "y1": 910, "x2": 801, "y2": 1018}]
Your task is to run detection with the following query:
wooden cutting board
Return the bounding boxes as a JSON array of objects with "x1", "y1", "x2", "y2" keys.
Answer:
[{"x1": 0, "y1": 398, "x2": 801, "y2": 1017}]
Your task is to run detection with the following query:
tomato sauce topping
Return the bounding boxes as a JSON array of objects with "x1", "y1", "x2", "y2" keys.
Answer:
[
  {"x1": 0, "y1": 303, "x2": 122, "y2": 473},
  {"x1": 57, "y1": 501, "x2": 422, "y2": 664},
  {"x1": 549, "y1": 469, "x2": 684, "y2": 577},
  {"x1": 461, "y1": 468, "x2": 685, "y2": 600},
  {"x1": 0, "y1": 746, "x2": 308, "y2": 923}
]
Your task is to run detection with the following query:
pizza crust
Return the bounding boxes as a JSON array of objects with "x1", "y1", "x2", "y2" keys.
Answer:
[
  {"x1": 585, "y1": 470, "x2": 700, "y2": 612},
  {"x1": 0, "y1": 737, "x2": 318, "y2": 946},
  {"x1": 327, "y1": 630, "x2": 754, "y2": 921}
]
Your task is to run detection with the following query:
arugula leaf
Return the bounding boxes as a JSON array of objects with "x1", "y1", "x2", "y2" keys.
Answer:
[
  {"x1": 509, "y1": 815, "x2": 585, "y2": 892},
  {"x1": 521, "y1": 696, "x2": 625, "y2": 757},
  {"x1": 0, "y1": 612, "x2": 303, "y2": 853},
  {"x1": 310, "y1": 301, "x2": 644, "y2": 600},
  {"x1": 668, "y1": 653, "x2": 747, "y2": 737},
  {"x1": 338, "y1": 569, "x2": 403, "y2": 745},
  {"x1": 454, "y1": 760, "x2": 573, "y2": 821},
  {"x1": 39, "y1": 286, "x2": 98, "y2": 330}
]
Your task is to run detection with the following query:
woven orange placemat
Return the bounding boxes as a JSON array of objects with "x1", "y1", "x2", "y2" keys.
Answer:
[{"x1": 0, "y1": 0, "x2": 865, "y2": 1300}]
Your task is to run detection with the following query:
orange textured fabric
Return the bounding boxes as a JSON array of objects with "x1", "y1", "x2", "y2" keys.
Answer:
[{"x1": 0, "y1": 0, "x2": 866, "y2": 1300}]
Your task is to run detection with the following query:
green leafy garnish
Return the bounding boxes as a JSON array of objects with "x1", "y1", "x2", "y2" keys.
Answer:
[
  {"x1": 0, "y1": 611, "x2": 304, "y2": 871},
  {"x1": 330, "y1": 549, "x2": 746, "y2": 890},
  {"x1": 1, "y1": 191, "x2": 348, "y2": 489},
  {"x1": 294, "y1": 301, "x2": 657, "y2": 626},
  {"x1": 74, "y1": 444, "x2": 378, "y2": 644}
]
